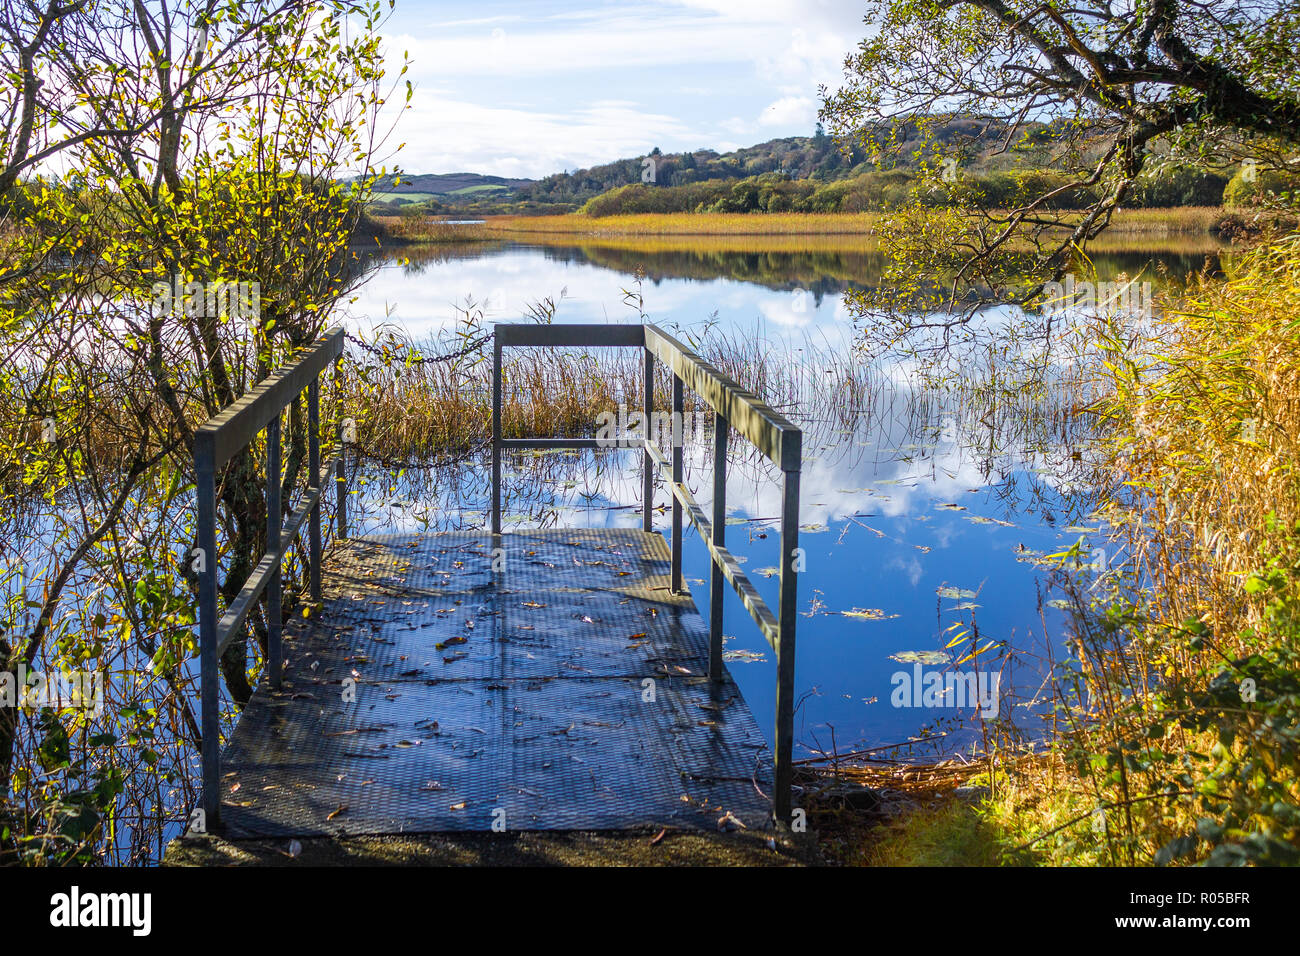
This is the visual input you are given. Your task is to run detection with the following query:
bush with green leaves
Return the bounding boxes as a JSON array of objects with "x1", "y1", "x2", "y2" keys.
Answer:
[
  {"x1": 1144, "y1": 531, "x2": 1300, "y2": 865},
  {"x1": 1223, "y1": 168, "x2": 1300, "y2": 208}
]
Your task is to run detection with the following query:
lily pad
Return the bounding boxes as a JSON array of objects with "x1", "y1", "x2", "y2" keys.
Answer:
[
  {"x1": 890, "y1": 650, "x2": 951, "y2": 665},
  {"x1": 936, "y1": 586, "x2": 978, "y2": 600},
  {"x1": 842, "y1": 608, "x2": 900, "y2": 621},
  {"x1": 966, "y1": 515, "x2": 1016, "y2": 527}
]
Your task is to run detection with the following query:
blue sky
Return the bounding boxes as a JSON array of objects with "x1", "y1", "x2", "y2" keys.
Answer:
[{"x1": 374, "y1": 0, "x2": 870, "y2": 178}]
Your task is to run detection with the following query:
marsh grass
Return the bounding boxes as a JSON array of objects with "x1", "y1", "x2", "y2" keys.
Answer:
[
  {"x1": 342, "y1": 312, "x2": 1099, "y2": 481},
  {"x1": 365, "y1": 215, "x2": 494, "y2": 243},
  {"x1": 482, "y1": 212, "x2": 881, "y2": 237},
  {"x1": 474, "y1": 208, "x2": 1228, "y2": 242},
  {"x1": 981, "y1": 232, "x2": 1300, "y2": 865}
]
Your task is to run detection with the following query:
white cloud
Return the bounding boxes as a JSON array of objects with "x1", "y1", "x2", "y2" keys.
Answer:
[
  {"x1": 371, "y1": 1, "x2": 867, "y2": 174},
  {"x1": 385, "y1": 91, "x2": 692, "y2": 178},
  {"x1": 386, "y1": 17, "x2": 775, "y2": 77},
  {"x1": 720, "y1": 116, "x2": 754, "y2": 136},
  {"x1": 758, "y1": 95, "x2": 816, "y2": 128}
]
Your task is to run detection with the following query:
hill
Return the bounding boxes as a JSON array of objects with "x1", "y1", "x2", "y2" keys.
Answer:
[
  {"x1": 374, "y1": 172, "x2": 535, "y2": 196},
  {"x1": 362, "y1": 119, "x2": 1234, "y2": 218}
]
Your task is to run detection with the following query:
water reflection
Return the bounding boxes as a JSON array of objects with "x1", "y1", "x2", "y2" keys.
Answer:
[
  {"x1": 343, "y1": 327, "x2": 1105, "y2": 759},
  {"x1": 344, "y1": 238, "x2": 1223, "y2": 353}
]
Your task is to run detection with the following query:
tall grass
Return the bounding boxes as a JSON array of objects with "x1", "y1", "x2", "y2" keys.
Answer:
[
  {"x1": 362, "y1": 215, "x2": 494, "y2": 243},
  {"x1": 474, "y1": 208, "x2": 1229, "y2": 242},
  {"x1": 341, "y1": 311, "x2": 1097, "y2": 482},
  {"x1": 987, "y1": 233, "x2": 1300, "y2": 865},
  {"x1": 481, "y1": 212, "x2": 881, "y2": 237}
]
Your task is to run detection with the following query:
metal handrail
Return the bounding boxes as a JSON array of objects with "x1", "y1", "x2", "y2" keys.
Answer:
[
  {"x1": 192, "y1": 326, "x2": 348, "y2": 828},
  {"x1": 491, "y1": 322, "x2": 802, "y2": 822}
]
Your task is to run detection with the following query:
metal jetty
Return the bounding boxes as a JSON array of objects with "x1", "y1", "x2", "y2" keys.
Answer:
[{"x1": 190, "y1": 323, "x2": 802, "y2": 838}]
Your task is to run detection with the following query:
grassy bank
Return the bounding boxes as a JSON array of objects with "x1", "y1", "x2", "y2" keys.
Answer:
[
  {"x1": 480, "y1": 212, "x2": 881, "y2": 237},
  {"x1": 368, "y1": 207, "x2": 1238, "y2": 248}
]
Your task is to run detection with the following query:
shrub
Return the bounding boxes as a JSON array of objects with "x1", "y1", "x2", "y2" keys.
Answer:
[
  {"x1": 1130, "y1": 165, "x2": 1229, "y2": 207},
  {"x1": 1223, "y1": 167, "x2": 1300, "y2": 208}
]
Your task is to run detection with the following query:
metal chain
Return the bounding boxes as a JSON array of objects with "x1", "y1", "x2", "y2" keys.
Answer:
[{"x1": 345, "y1": 331, "x2": 491, "y2": 365}]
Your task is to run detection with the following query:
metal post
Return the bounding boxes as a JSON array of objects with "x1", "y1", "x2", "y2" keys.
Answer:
[
  {"x1": 335, "y1": 356, "x2": 347, "y2": 540},
  {"x1": 671, "y1": 373, "x2": 683, "y2": 594},
  {"x1": 774, "y1": 466, "x2": 801, "y2": 824},
  {"x1": 308, "y1": 378, "x2": 321, "y2": 602},
  {"x1": 266, "y1": 412, "x2": 282, "y2": 690},
  {"x1": 491, "y1": 338, "x2": 502, "y2": 535},
  {"x1": 709, "y1": 410, "x2": 727, "y2": 682},
  {"x1": 195, "y1": 444, "x2": 221, "y2": 830},
  {"x1": 335, "y1": 423, "x2": 348, "y2": 540},
  {"x1": 642, "y1": 350, "x2": 654, "y2": 533}
]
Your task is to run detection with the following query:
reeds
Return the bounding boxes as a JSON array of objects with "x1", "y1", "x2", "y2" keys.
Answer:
[
  {"x1": 985, "y1": 231, "x2": 1300, "y2": 865},
  {"x1": 473, "y1": 208, "x2": 1228, "y2": 242},
  {"x1": 480, "y1": 212, "x2": 881, "y2": 237}
]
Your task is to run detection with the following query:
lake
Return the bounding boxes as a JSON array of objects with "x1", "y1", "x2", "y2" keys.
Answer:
[{"x1": 337, "y1": 235, "x2": 1221, "y2": 762}]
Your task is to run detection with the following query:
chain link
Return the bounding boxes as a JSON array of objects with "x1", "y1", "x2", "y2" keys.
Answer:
[{"x1": 345, "y1": 331, "x2": 491, "y2": 365}]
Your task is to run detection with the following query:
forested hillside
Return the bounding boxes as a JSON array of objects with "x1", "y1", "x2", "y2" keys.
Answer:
[{"x1": 370, "y1": 118, "x2": 1263, "y2": 218}]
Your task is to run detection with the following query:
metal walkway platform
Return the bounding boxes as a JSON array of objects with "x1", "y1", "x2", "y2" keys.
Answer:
[{"x1": 216, "y1": 529, "x2": 774, "y2": 837}]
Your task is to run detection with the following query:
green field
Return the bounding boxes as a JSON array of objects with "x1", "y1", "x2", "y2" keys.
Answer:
[
  {"x1": 371, "y1": 191, "x2": 444, "y2": 204},
  {"x1": 372, "y1": 184, "x2": 511, "y2": 204},
  {"x1": 447, "y1": 183, "x2": 510, "y2": 196}
]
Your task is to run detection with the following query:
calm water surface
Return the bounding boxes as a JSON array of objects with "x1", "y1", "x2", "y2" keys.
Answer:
[{"x1": 339, "y1": 238, "x2": 1218, "y2": 760}]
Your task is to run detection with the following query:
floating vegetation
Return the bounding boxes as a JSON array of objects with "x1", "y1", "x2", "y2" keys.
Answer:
[
  {"x1": 890, "y1": 650, "x2": 951, "y2": 665},
  {"x1": 965, "y1": 515, "x2": 1015, "y2": 527},
  {"x1": 935, "y1": 586, "x2": 979, "y2": 600},
  {"x1": 843, "y1": 608, "x2": 901, "y2": 621}
]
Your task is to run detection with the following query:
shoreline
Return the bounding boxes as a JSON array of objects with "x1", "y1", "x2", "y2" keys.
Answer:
[{"x1": 365, "y1": 207, "x2": 1266, "y2": 249}]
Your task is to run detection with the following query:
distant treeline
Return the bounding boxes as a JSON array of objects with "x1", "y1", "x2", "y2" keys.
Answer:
[
  {"x1": 371, "y1": 118, "x2": 1293, "y2": 218},
  {"x1": 373, "y1": 129, "x2": 870, "y2": 216},
  {"x1": 523, "y1": 127, "x2": 862, "y2": 205},
  {"x1": 578, "y1": 165, "x2": 1237, "y2": 216}
]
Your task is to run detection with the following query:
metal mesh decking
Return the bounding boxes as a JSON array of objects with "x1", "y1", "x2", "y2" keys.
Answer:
[{"x1": 215, "y1": 529, "x2": 774, "y2": 837}]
